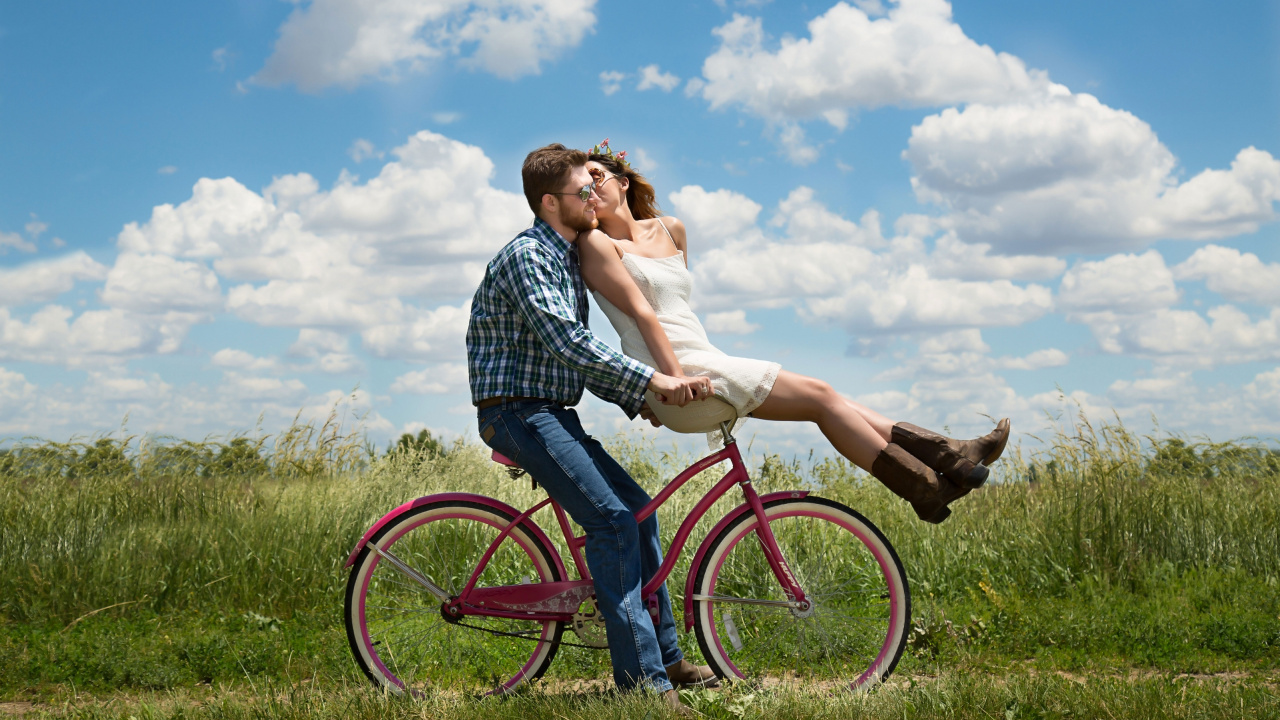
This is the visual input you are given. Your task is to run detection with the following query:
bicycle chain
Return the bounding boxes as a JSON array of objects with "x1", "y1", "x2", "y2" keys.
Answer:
[{"x1": 451, "y1": 620, "x2": 608, "y2": 650}]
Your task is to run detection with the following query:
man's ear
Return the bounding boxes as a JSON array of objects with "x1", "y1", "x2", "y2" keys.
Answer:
[{"x1": 538, "y1": 193, "x2": 557, "y2": 217}]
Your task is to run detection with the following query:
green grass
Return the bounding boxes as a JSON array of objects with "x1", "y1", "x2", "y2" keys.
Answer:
[
  {"x1": 8, "y1": 674, "x2": 1279, "y2": 720},
  {"x1": 2, "y1": 409, "x2": 1279, "y2": 716}
]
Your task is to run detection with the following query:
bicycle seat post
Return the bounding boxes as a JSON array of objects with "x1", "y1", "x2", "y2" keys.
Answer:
[{"x1": 719, "y1": 420, "x2": 737, "y2": 448}]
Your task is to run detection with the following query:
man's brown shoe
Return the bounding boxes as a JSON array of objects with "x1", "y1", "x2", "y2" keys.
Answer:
[
  {"x1": 666, "y1": 658, "x2": 720, "y2": 688},
  {"x1": 663, "y1": 689, "x2": 695, "y2": 716}
]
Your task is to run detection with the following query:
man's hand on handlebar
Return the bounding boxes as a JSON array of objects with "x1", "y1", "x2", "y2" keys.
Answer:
[
  {"x1": 638, "y1": 402, "x2": 662, "y2": 428},
  {"x1": 648, "y1": 373, "x2": 714, "y2": 407}
]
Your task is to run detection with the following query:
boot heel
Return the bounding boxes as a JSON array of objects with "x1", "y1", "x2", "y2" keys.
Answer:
[
  {"x1": 961, "y1": 463, "x2": 989, "y2": 489},
  {"x1": 925, "y1": 506, "x2": 951, "y2": 524}
]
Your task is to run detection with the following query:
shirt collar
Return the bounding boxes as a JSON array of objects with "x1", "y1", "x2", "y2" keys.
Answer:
[{"x1": 530, "y1": 216, "x2": 574, "y2": 256}]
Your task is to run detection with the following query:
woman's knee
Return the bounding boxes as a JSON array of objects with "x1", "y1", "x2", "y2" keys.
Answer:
[
  {"x1": 611, "y1": 510, "x2": 640, "y2": 546},
  {"x1": 793, "y1": 375, "x2": 840, "y2": 417}
]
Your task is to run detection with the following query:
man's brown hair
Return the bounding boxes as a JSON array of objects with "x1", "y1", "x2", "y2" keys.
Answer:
[{"x1": 522, "y1": 143, "x2": 588, "y2": 216}]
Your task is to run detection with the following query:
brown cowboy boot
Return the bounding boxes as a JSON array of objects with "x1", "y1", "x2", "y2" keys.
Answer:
[
  {"x1": 870, "y1": 443, "x2": 968, "y2": 524},
  {"x1": 965, "y1": 418, "x2": 1012, "y2": 465},
  {"x1": 666, "y1": 658, "x2": 719, "y2": 688},
  {"x1": 890, "y1": 419, "x2": 1012, "y2": 489}
]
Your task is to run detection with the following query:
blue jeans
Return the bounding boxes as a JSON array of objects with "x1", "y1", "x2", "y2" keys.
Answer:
[{"x1": 477, "y1": 399, "x2": 682, "y2": 692}]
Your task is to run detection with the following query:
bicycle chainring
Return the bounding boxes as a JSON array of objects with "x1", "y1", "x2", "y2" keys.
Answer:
[{"x1": 570, "y1": 597, "x2": 609, "y2": 648}]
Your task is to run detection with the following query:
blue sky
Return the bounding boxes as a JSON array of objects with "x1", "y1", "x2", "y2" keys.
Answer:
[{"x1": 2, "y1": 0, "x2": 1278, "y2": 454}]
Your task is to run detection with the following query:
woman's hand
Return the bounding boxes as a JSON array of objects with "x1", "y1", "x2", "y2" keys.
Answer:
[{"x1": 648, "y1": 373, "x2": 713, "y2": 407}]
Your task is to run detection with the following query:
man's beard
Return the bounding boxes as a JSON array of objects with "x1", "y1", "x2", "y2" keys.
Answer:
[{"x1": 558, "y1": 201, "x2": 598, "y2": 233}]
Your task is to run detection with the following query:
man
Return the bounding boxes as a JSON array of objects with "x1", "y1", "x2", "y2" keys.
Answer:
[{"x1": 466, "y1": 143, "x2": 717, "y2": 708}]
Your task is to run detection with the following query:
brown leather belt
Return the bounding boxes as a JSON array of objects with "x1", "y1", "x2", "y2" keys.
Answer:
[{"x1": 476, "y1": 396, "x2": 552, "y2": 411}]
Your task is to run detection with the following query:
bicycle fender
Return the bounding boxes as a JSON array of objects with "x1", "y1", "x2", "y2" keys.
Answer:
[
  {"x1": 682, "y1": 490, "x2": 810, "y2": 632},
  {"x1": 343, "y1": 492, "x2": 566, "y2": 581}
]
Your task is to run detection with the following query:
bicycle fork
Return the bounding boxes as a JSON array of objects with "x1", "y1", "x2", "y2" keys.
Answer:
[{"x1": 741, "y1": 479, "x2": 810, "y2": 610}]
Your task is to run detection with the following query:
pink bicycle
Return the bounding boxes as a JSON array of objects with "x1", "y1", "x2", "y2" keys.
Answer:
[{"x1": 343, "y1": 398, "x2": 910, "y2": 695}]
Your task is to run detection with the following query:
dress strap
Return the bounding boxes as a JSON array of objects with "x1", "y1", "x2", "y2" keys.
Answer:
[{"x1": 655, "y1": 218, "x2": 678, "y2": 251}]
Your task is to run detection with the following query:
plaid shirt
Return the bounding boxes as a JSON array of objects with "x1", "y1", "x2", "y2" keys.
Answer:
[{"x1": 467, "y1": 218, "x2": 654, "y2": 417}]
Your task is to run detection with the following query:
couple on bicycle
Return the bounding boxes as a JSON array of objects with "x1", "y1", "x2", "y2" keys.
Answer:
[{"x1": 466, "y1": 141, "x2": 1010, "y2": 709}]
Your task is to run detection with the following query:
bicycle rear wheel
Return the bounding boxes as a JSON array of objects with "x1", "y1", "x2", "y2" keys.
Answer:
[
  {"x1": 691, "y1": 496, "x2": 909, "y2": 690},
  {"x1": 344, "y1": 499, "x2": 565, "y2": 695}
]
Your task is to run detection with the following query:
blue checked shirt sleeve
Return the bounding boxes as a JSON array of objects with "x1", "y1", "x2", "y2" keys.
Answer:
[{"x1": 499, "y1": 242, "x2": 653, "y2": 416}]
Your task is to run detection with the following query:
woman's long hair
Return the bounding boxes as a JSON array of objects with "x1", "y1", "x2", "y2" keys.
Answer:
[{"x1": 588, "y1": 153, "x2": 662, "y2": 221}]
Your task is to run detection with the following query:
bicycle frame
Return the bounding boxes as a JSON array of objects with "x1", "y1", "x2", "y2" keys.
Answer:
[{"x1": 433, "y1": 432, "x2": 811, "y2": 624}]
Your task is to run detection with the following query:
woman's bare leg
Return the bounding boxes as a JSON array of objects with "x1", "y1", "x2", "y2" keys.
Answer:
[
  {"x1": 750, "y1": 370, "x2": 886, "y2": 469},
  {"x1": 842, "y1": 399, "x2": 894, "y2": 442}
]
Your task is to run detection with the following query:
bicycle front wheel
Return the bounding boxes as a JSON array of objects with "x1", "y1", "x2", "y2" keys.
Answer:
[
  {"x1": 691, "y1": 496, "x2": 909, "y2": 690},
  {"x1": 344, "y1": 499, "x2": 565, "y2": 695}
]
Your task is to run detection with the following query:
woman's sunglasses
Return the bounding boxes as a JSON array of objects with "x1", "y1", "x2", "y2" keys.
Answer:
[{"x1": 588, "y1": 168, "x2": 620, "y2": 187}]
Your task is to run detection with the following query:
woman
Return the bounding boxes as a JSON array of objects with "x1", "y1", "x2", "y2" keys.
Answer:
[{"x1": 577, "y1": 141, "x2": 1010, "y2": 524}]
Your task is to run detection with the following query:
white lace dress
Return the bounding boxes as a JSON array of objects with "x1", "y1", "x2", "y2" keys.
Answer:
[{"x1": 593, "y1": 250, "x2": 780, "y2": 420}]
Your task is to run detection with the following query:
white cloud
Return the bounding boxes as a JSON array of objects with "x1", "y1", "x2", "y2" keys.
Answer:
[
  {"x1": 1173, "y1": 244, "x2": 1280, "y2": 306},
  {"x1": 24, "y1": 215, "x2": 48, "y2": 240},
  {"x1": 906, "y1": 96, "x2": 1280, "y2": 253},
  {"x1": 691, "y1": 1, "x2": 1280, "y2": 249},
  {"x1": 1, "y1": 128, "x2": 527, "y2": 371},
  {"x1": 636, "y1": 64, "x2": 680, "y2": 92},
  {"x1": 776, "y1": 124, "x2": 820, "y2": 165},
  {"x1": 211, "y1": 348, "x2": 279, "y2": 372},
  {"x1": 361, "y1": 302, "x2": 470, "y2": 361},
  {"x1": 0, "y1": 252, "x2": 109, "y2": 307},
  {"x1": 290, "y1": 328, "x2": 351, "y2": 357},
  {"x1": 252, "y1": 0, "x2": 597, "y2": 91},
  {"x1": 1077, "y1": 305, "x2": 1280, "y2": 367},
  {"x1": 927, "y1": 233, "x2": 1066, "y2": 281},
  {"x1": 799, "y1": 267, "x2": 1053, "y2": 335},
  {"x1": 1057, "y1": 251, "x2": 1178, "y2": 314},
  {"x1": 391, "y1": 363, "x2": 468, "y2": 394},
  {"x1": 996, "y1": 348, "x2": 1068, "y2": 371},
  {"x1": 704, "y1": 310, "x2": 760, "y2": 335},
  {"x1": 287, "y1": 329, "x2": 361, "y2": 374},
  {"x1": 671, "y1": 183, "x2": 1053, "y2": 334},
  {"x1": 431, "y1": 111, "x2": 462, "y2": 124},
  {"x1": 99, "y1": 253, "x2": 223, "y2": 313},
  {"x1": 221, "y1": 372, "x2": 310, "y2": 403},
  {"x1": 599, "y1": 70, "x2": 625, "y2": 95},
  {"x1": 120, "y1": 131, "x2": 524, "y2": 340},
  {"x1": 348, "y1": 138, "x2": 383, "y2": 162},
  {"x1": 118, "y1": 177, "x2": 275, "y2": 259},
  {"x1": 1051, "y1": 250, "x2": 1280, "y2": 368},
  {"x1": 769, "y1": 186, "x2": 884, "y2": 247},
  {"x1": 0, "y1": 366, "x2": 37, "y2": 433},
  {"x1": 630, "y1": 147, "x2": 658, "y2": 171},
  {"x1": 157, "y1": 165, "x2": 178, "y2": 175},
  {"x1": 0, "y1": 306, "x2": 203, "y2": 367},
  {"x1": 1244, "y1": 367, "x2": 1280, "y2": 422},
  {"x1": 696, "y1": 2, "x2": 1045, "y2": 121},
  {"x1": 668, "y1": 185, "x2": 763, "y2": 249},
  {"x1": 1, "y1": 231, "x2": 36, "y2": 254}
]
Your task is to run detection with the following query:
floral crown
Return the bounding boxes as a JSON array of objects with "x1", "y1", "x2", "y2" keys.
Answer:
[{"x1": 588, "y1": 137, "x2": 630, "y2": 170}]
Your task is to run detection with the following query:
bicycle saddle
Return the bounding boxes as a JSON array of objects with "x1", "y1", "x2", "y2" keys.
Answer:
[
  {"x1": 491, "y1": 450, "x2": 519, "y2": 467},
  {"x1": 643, "y1": 390, "x2": 739, "y2": 434}
]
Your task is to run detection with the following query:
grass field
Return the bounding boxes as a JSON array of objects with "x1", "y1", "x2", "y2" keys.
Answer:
[{"x1": 2, "y1": 410, "x2": 1279, "y2": 717}]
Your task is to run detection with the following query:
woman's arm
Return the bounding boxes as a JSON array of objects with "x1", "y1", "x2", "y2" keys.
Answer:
[{"x1": 577, "y1": 229, "x2": 684, "y2": 378}]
